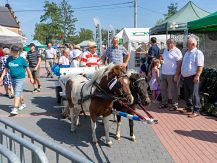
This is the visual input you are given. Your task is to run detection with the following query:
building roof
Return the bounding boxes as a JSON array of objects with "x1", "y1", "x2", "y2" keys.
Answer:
[
  {"x1": 150, "y1": 1, "x2": 210, "y2": 35},
  {"x1": 0, "y1": 6, "x2": 19, "y2": 28}
]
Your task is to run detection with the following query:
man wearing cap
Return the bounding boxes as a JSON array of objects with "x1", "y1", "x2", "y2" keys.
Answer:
[
  {"x1": 80, "y1": 41, "x2": 101, "y2": 67},
  {"x1": 45, "y1": 43, "x2": 57, "y2": 78},
  {"x1": 0, "y1": 46, "x2": 34, "y2": 115},
  {"x1": 27, "y1": 43, "x2": 41, "y2": 93},
  {"x1": 104, "y1": 37, "x2": 130, "y2": 68}
]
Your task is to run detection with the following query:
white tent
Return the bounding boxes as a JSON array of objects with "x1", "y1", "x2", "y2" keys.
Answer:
[
  {"x1": 0, "y1": 25, "x2": 26, "y2": 44},
  {"x1": 115, "y1": 28, "x2": 167, "y2": 70}
]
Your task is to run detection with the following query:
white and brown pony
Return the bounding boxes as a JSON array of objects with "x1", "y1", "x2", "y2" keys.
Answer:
[{"x1": 65, "y1": 64, "x2": 133, "y2": 146}]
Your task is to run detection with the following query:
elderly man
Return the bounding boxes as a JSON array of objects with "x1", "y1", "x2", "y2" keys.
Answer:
[
  {"x1": 104, "y1": 37, "x2": 130, "y2": 68},
  {"x1": 181, "y1": 37, "x2": 204, "y2": 118},
  {"x1": 160, "y1": 38, "x2": 182, "y2": 110},
  {"x1": 45, "y1": 43, "x2": 57, "y2": 78},
  {"x1": 80, "y1": 41, "x2": 100, "y2": 67}
]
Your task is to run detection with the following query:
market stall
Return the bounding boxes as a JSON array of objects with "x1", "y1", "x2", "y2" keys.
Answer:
[
  {"x1": 115, "y1": 28, "x2": 167, "y2": 71},
  {"x1": 0, "y1": 25, "x2": 26, "y2": 44}
]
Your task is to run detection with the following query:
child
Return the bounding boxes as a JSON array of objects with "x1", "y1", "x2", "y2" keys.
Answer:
[
  {"x1": 0, "y1": 46, "x2": 34, "y2": 115},
  {"x1": 148, "y1": 59, "x2": 160, "y2": 103},
  {"x1": 71, "y1": 49, "x2": 82, "y2": 67},
  {"x1": 58, "y1": 48, "x2": 70, "y2": 65},
  {"x1": 0, "y1": 48, "x2": 14, "y2": 98}
]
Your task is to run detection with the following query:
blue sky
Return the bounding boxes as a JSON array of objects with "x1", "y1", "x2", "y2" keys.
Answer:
[{"x1": 1, "y1": 0, "x2": 216, "y2": 43}]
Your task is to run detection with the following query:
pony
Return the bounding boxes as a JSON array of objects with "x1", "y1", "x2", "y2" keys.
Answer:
[
  {"x1": 65, "y1": 64, "x2": 134, "y2": 147},
  {"x1": 113, "y1": 70, "x2": 151, "y2": 142}
]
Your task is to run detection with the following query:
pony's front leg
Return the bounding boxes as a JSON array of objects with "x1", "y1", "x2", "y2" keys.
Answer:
[
  {"x1": 91, "y1": 119, "x2": 97, "y2": 144},
  {"x1": 103, "y1": 116, "x2": 112, "y2": 147},
  {"x1": 116, "y1": 115, "x2": 121, "y2": 140},
  {"x1": 129, "y1": 119, "x2": 136, "y2": 142},
  {"x1": 74, "y1": 109, "x2": 80, "y2": 127},
  {"x1": 69, "y1": 107, "x2": 76, "y2": 133}
]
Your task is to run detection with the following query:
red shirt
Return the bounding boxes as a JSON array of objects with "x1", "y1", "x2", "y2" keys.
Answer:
[
  {"x1": 0, "y1": 50, "x2": 3, "y2": 57},
  {"x1": 80, "y1": 51, "x2": 100, "y2": 67}
]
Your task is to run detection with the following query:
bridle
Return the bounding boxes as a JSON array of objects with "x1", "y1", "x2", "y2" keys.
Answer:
[
  {"x1": 107, "y1": 74, "x2": 131, "y2": 99},
  {"x1": 92, "y1": 73, "x2": 132, "y2": 102},
  {"x1": 131, "y1": 77, "x2": 146, "y2": 88},
  {"x1": 130, "y1": 76, "x2": 149, "y2": 103}
]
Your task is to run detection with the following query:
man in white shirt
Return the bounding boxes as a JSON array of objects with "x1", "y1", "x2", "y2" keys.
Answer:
[
  {"x1": 45, "y1": 43, "x2": 57, "y2": 78},
  {"x1": 160, "y1": 38, "x2": 182, "y2": 110},
  {"x1": 181, "y1": 37, "x2": 204, "y2": 118}
]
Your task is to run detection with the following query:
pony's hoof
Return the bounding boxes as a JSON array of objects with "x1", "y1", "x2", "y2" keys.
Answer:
[
  {"x1": 107, "y1": 141, "x2": 112, "y2": 148},
  {"x1": 115, "y1": 135, "x2": 120, "y2": 141},
  {"x1": 131, "y1": 135, "x2": 136, "y2": 142},
  {"x1": 92, "y1": 141, "x2": 98, "y2": 145}
]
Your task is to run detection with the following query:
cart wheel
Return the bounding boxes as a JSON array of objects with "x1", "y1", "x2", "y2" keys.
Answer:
[{"x1": 55, "y1": 86, "x2": 62, "y2": 104}]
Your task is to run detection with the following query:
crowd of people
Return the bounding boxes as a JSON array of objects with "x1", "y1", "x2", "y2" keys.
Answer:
[
  {"x1": 0, "y1": 37, "x2": 130, "y2": 115},
  {"x1": 0, "y1": 35, "x2": 204, "y2": 118},
  {"x1": 145, "y1": 36, "x2": 204, "y2": 118}
]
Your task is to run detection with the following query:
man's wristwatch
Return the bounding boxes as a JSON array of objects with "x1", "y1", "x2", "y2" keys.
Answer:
[{"x1": 195, "y1": 74, "x2": 200, "y2": 77}]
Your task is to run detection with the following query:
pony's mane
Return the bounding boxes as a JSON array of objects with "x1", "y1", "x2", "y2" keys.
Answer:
[
  {"x1": 86, "y1": 63, "x2": 115, "y2": 87},
  {"x1": 127, "y1": 69, "x2": 138, "y2": 77}
]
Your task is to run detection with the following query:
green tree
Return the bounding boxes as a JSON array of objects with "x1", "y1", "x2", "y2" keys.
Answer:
[
  {"x1": 164, "y1": 3, "x2": 178, "y2": 19},
  {"x1": 71, "y1": 28, "x2": 93, "y2": 44},
  {"x1": 155, "y1": 3, "x2": 178, "y2": 25},
  {"x1": 59, "y1": 0, "x2": 77, "y2": 43},
  {"x1": 101, "y1": 29, "x2": 108, "y2": 45},
  {"x1": 40, "y1": 0, "x2": 62, "y2": 39},
  {"x1": 34, "y1": 0, "x2": 77, "y2": 44},
  {"x1": 34, "y1": 23, "x2": 50, "y2": 44}
]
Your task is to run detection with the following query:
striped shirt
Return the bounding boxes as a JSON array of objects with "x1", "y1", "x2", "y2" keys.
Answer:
[
  {"x1": 27, "y1": 51, "x2": 41, "y2": 68},
  {"x1": 80, "y1": 51, "x2": 100, "y2": 67}
]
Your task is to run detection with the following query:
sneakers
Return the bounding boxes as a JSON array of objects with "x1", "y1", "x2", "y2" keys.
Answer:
[
  {"x1": 159, "y1": 104, "x2": 168, "y2": 109},
  {"x1": 169, "y1": 106, "x2": 178, "y2": 111},
  {"x1": 10, "y1": 108, "x2": 18, "y2": 115},
  {"x1": 18, "y1": 103, "x2": 26, "y2": 111}
]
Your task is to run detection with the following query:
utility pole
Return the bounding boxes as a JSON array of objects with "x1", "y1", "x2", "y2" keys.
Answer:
[{"x1": 134, "y1": 0, "x2": 137, "y2": 28}]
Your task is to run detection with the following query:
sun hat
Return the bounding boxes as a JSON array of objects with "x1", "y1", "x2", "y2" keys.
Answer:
[
  {"x1": 88, "y1": 41, "x2": 97, "y2": 48},
  {"x1": 73, "y1": 49, "x2": 82, "y2": 58}
]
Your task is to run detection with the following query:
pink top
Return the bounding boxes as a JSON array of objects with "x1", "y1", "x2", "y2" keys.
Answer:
[{"x1": 59, "y1": 56, "x2": 69, "y2": 65}]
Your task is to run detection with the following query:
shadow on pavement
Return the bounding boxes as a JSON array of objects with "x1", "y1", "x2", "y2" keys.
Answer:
[
  {"x1": 31, "y1": 96, "x2": 57, "y2": 112},
  {"x1": 36, "y1": 116, "x2": 110, "y2": 162},
  {"x1": 174, "y1": 130, "x2": 217, "y2": 143},
  {"x1": 0, "y1": 104, "x2": 12, "y2": 114}
]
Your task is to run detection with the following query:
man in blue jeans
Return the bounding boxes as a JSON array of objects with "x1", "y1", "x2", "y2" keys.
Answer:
[
  {"x1": 181, "y1": 36, "x2": 204, "y2": 118},
  {"x1": 0, "y1": 46, "x2": 34, "y2": 115}
]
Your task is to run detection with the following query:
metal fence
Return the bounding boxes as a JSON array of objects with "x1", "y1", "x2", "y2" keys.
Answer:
[
  {"x1": 0, "y1": 144, "x2": 21, "y2": 163},
  {"x1": 0, "y1": 127, "x2": 49, "y2": 163},
  {"x1": 0, "y1": 118, "x2": 92, "y2": 163}
]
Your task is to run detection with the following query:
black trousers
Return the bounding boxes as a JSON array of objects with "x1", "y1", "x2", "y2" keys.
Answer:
[{"x1": 183, "y1": 75, "x2": 201, "y2": 113}]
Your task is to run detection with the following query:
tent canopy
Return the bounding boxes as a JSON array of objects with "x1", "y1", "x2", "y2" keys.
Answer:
[
  {"x1": 150, "y1": 1, "x2": 210, "y2": 35},
  {"x1": 188, "y1": 11, "x2": 217, "y2": 32},
  {"x1": 0, "y1": 25, "x2": 26, "y2": 44},
  {"x1": 117, "y1": 28, "x2": 150, "y2": 43},
  {"x1": 115, "y1": 28, "x2": 167, "y2": 44}
]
